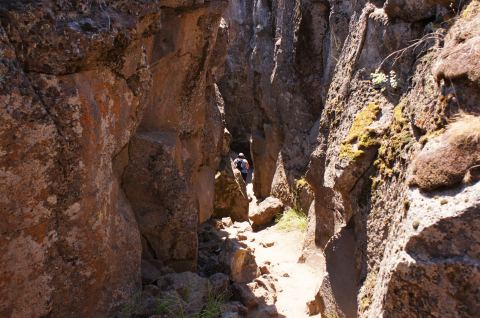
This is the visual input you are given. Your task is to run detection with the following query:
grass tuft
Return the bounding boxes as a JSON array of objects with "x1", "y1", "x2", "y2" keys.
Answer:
[
  {"x1": 121, "y1": 292, "x2": 142, "y2": 318},
  {"x1": 446, "y1": 113, "x2": 480, "y2": 145},
  {"x1": 195, "y1": 292, "x2": 227, "y2": 318},
  {"x1": 275, "y1": 208, "x2": 308, "y2": 233}
]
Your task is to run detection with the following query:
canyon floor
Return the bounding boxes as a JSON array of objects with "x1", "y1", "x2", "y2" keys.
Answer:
[
  {"x1": 242, "y1": 225, "x2": 321, "y2": 318},
  {"x1": 194, "y1": 179, "x2": 322, "y2": 317},
  {"x1": 239, "y1": 183, "x2": 321, "y2": 318},
  {"x1": 244, "y1": 184, "x2": 321, "y2": 317}
]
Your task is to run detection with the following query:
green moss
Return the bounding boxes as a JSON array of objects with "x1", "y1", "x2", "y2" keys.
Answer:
[
  {"x1": 359, "y1": 273, "x2": 377, "y2": 313},
  {"x1": 370, "y1": 176, "x2": 383, "y2": 191},
  {"x1": 419, "y1": 129, "x2": 444, "y2": 145},
  {"x1": 339, "y1": 102, "x2": 381, "y2": 162}
]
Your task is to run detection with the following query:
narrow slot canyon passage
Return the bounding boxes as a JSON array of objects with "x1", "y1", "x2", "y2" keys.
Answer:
[
  {"x1": 1, "y1": 1, "x2": 479, "y2": 318},
  {"x1": 197, "y1": 162, "x2": 323, "y2": 317}
]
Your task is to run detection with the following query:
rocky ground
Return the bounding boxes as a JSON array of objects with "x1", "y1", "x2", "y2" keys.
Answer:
[{"x1": 126, "y1": 177, "x2": 320, "y2": 318}]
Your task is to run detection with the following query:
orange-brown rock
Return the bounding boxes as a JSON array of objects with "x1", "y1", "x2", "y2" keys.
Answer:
[
  {"x1": 409, "y1": 115, "x2": 480, "y2": 191},
  {"x1": 122, "y1": 5, "x2": 226, "y2": 272},
  {"x1": 0, "y1": 1, "x2": 226, "y2": 316},
  {"x1": 249, "y1": 197, "x2": 284, "y2": 230}
]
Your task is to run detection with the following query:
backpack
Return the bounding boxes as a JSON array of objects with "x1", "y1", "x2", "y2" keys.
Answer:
[{"x1": 236, "y1": 159, "x2": 243, "y2": 171}]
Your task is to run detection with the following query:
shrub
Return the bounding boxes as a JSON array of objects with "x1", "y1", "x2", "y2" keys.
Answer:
[
  {"x1": 295, "y1": 177, "x2": 308, "y2": 188},
  {"x1": 371, "y1": 69, "x2": 398, "y2": 91}
]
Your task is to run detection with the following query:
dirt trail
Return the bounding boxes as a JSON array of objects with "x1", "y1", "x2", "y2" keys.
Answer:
[
  {"x1": 248, "y1": 227, "x2": 322, "y2": 317},
  {"x1": 240, "y1": 183, "x2": 322, "y2": 318}
]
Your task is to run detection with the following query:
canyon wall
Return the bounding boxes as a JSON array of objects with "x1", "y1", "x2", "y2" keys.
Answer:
[
  {"x1": 219, "y1": 0, "x2": 325, "y2": 203},
  {"x1": 1, "y1": 0, "x2": 479, "y2": 317},
  {"x1": 221, "y1": 0, "x2": 480, "y2": 317},
  {"x1": 0, "y1": 1, "x2": 225, "y2": 316}
]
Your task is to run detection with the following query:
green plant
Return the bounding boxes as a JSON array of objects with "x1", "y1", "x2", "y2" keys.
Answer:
[
  {"x1": 154, "y1": 298, "x2": 173, "y2": 315},
  {"x1": 154, "y1": 293, "x2": 187, "y2": 318},
  {"x1": 275, "y1": 208, "x2": 308, "y2": 232},
  {"x1": 121, "y1": 292, "x2": 142, "y2": 318},
  {"x1": 179, "y1": 286, "x2": 191, "y2": 301},
  {"x1": 195, "y1": 292, "x2": 227, "y2": 318},
  {"x1": 371, "y1": 69, "x2": 398, "y2": 91}
]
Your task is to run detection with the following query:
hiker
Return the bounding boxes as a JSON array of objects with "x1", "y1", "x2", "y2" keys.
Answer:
[{"x1": 234, "y1": 153, "x2": 250, "y2": 182}]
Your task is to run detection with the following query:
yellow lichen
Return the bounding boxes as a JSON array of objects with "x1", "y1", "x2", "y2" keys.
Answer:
[
  {"x1": 339, "y1": 102, "x2": 381, "y2": 162},
  {"x1": 359, "y1": 273, "x2": 377, "y2": 313},
  {"x1": 419, "y1": 129, "x2": 445, "y2": 145},
  {"x1": 461, "y1": 0, "x2": 480, "y2": 20},
  {"x1": 295, "y1": 177, "x2": 308, "y2": 188},
  {"x1": 374, "y1": 101, "x2": 412, "y2": 177}
]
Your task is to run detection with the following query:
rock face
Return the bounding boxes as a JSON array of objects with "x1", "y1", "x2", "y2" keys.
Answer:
[
  {"x1": 300, "y1": 1, "x2": 480, "y2": 318},
  {"x1": 219, "y1": 0, "x2": 326, "y2": 201},
  {"x1": 122, "y1": 5, "x2": 226, "y2": 271},
  {"x1": 2, "y1": 0, "x2": 480, "y2": 317},
  {"x1": 409, "y1": 115, "x2": 480, "y2": 191},
  {"x1": 0, "y1": 1, "x2": 226, "y2": 316},
  {"x1": 213, "y1": 155, "x2": 250, "y2": 222}
]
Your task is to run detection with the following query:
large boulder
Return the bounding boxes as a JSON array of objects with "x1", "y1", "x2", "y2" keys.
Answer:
[
  {"x1": 123, "y1": 132, "x2": 200, "y2": 271},
  {"x1": 220, "y1": 239, "x2": 260, "y2": 283},
  {"x1": 249, "y1": 197, "x2": 284, "y2": 229},
  {"x1": 409, "y1": 115, "x2": 480, "y2": 191},
  {"x1": 198, "y1": 220, "x2": 258, "y2": 283},
  {"x1": 232, "y1": 276, "x2": 278, "y2": 312}
]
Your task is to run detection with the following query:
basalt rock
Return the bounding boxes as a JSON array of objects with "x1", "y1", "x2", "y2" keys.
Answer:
[
  {"x1": 0, "y1": 0, "x2": 226, "y2": 316},
  {"x1": 123, "y1": 5, "x2": 227, "y2": 272},
  {"x1": 3, "y1": 0, "x2": 480, "y2": 317},
  {"x1": 213, "y1": 155, "x2": 250, "y2": 222},
  {"x1": 384, "y1": 0, "x2": 437, "y2": 22},
  {"x1": 249, "y1": 197, "x2": 284, "y2": 230},
  {"x1": 301, "y1": 2, "x2": 480, "y2": 318},
  {"x1": 219, "y1": 0, "x2": 328, "y2": 202}
]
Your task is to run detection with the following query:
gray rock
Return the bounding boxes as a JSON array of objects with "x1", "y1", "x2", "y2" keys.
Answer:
[
  {"x1": 209, "y1": 272, "x2": 231, "y2": 294},
  {"x1": 249, "y1": 197, "x2": 284, "y2": 229},
  {"x1": 384, "y1": 0, "x2": 437, "y2": 22}
]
